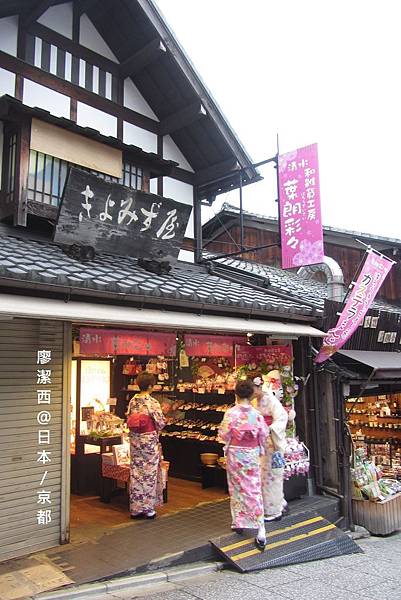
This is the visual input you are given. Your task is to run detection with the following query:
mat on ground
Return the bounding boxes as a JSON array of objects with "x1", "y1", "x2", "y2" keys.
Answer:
[{"x1": 210, "y1": 511, "x2": 362, "y2": 573}]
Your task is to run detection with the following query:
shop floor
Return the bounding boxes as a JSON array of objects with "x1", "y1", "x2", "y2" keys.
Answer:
[
  {"x1": 210, "y1": 511, "x2": 362, "y2": 573},
  {"x1": 0, "y1": 492, "x2": 342, "y2": 598}
]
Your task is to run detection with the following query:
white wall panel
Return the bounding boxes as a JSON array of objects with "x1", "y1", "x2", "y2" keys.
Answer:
[
  {"x1": 163, "y1": 135, "x2": 194, "y2": 172},
  {"x1": 77, "y1": 102, "x2": 117, "y2": 138},
  {"x1": 123, "y1": 121, "x2": 157, "y2": 153},
  {"x1": 79, "y1": 14, "x2": 119, "y2": 62},
  {"x1": 150, "y1": 179, "x2": 158, "y2": 194},
  {"x1": 50, "y1": 45, "x2": 58, "y2": 75},
  {"x1": 163, "y1": 178, "x2": 194, "y2": 238},
  {"x1": 184, "y1": 209, "x2": 194, "y2": 239},
  {"x1": 38, "y1": 2, "x2": 73, "y2": 39},
  {"x1": 34, "y1": 37, "x2": 42, "y2": 68},
  {"x1": 178, "y1": 249, "x2": 194, "y2": 263},
  {"x1": 23, "y1": 80, "x2": 70, "y2": 119},
  {"x1": 163, "y1": 177, "x2": 193, "y2": 206},
  {"x1": 123, "y1": 78, "x2": 158, "y2": 120},
  {"x1": 0, "y1": 68, "x2": 16, "y2": 97},
  {"x1": 0, "y1": 16, "x2": 18, "y2": 56}
]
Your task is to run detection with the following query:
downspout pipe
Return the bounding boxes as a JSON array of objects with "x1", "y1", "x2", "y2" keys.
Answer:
[{"x1": 297, "y1": 256, "x2": 345, "y2": 301}]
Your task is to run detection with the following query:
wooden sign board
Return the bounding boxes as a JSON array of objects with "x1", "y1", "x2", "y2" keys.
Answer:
[{"x1": 54, "y1": 168, "x2": 192, "y2": 262}]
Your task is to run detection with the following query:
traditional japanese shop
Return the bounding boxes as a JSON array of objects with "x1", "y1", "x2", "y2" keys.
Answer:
[
  {"x1": 68, "y1": 323, "x2": 312, "y2": 535},
  {"x1": 330, "y1": 349, "x2": 401, "y2": 535}
]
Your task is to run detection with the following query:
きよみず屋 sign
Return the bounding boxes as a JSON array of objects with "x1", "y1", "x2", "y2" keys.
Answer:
[{"x1": 54, "y1": 168, "x2": 191, "y2": 262}]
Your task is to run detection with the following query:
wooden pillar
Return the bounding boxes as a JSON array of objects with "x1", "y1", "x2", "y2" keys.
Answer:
[
  {"x1": 157, "y1": 135, "x2": 163, "y2": 196},
  {"x1": 193, "y1": 186, "x2": 202, "y2": 263},
  {"x1": 14, "y1": 119, "x2": 31, "y2": 227}
]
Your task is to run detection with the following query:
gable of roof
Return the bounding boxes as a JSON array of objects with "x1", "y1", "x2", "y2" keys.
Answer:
[{"x1": 0, "y1": 1, "x2": 261, "y2": 199}]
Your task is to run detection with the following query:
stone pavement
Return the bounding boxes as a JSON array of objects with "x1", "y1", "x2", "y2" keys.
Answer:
[{"x1": 79, "y1": 531, "x2": 401, "y2": 600}]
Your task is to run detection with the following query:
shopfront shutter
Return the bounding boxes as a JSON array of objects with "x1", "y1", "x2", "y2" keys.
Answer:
[{"x1": 0, "y1": 318, "x2": 66, "y2": 561}]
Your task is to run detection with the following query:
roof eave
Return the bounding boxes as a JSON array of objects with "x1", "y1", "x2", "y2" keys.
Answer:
[{"x1": 135, "y1": 0, "x2": 260, "y2": 185}]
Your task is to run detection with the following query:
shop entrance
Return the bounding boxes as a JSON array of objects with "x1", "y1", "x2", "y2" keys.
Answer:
[
  {"x1": 68, "y1": 331, "x2": 232, "y2": 545},
  {"x1": 67, "y1": 325, "x2": 308, "y2": 547}
]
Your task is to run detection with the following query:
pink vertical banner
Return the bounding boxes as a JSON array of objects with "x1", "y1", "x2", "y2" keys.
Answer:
[
  {"x1": 278, "y1": 143, "x2": 324, "y2": 269},
  {"x1": 315, "y1": 251, "x2": 394, "y2": 363}
]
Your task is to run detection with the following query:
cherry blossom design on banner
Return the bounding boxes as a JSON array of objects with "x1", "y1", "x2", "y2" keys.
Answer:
[
  {"x1": 315, "y1": 251, "x2": 394, "y2": 363},
  {"x1": 278, "y1": 143, "x2": 324, "y2": 269}
]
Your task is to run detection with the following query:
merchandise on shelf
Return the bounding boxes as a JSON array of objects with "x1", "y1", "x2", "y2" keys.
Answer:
[
  {"x1": 347, "y1": 393, "x2": 401, "y2": 481},
  {"x1": 283, "y1": 438, "x2": 310, "y2": 479},
  {"x1": 351, "y1": 446, "x2": 401, "y2": 502}
]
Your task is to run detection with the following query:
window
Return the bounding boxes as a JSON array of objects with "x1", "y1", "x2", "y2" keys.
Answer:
[{"x1": 27, "y1": 149, "x2": 143, "y2": 207}]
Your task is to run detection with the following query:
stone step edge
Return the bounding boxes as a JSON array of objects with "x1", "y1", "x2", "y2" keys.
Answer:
[{"x1": 33, "y1": 561, "x2": 224, "y2": 600}]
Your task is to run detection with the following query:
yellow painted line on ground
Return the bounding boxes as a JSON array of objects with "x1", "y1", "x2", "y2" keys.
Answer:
[
  {"x1": 221, "y1": 516, "x2": 324, "y2": 553},
  {"x1": 231, "y1": 523, "x2": 336, "y2": 561}
]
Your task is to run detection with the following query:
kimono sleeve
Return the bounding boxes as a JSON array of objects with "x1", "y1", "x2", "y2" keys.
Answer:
[
  {"x1": 148, "y1": 396, "x2": 166, "y2": 432},
  {"x1": 269, "y1": 397, "x2": 289, "y2": 454},
  {"x1": 218, "y1": 410, "x2": 233, "y2": 444},
  {"x1": 257, "y1": 413, "x2": 269, "y2": 448}
]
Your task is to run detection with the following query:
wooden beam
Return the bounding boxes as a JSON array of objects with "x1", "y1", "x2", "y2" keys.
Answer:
[
  {"x1": 21, "y1": 0, "x2": 55, "y2": 28},
  {"x1": 28, "y1": 22, "x2": 120, "y2": 76},
  {"x1": 194, "y1": 157, "x2": 240, "y2": 186},
  {"x1": 120, "y1": 38, "x2": 166, "y2": 79},
  {"x1": 75, "y1": 0, "x2": 99, "y2": 17},
  {"x1": 27, "y1": 200, "x2": 58, "y2": 220},
  {"x1": 159, "y1": 102, "x2": 206, "y2": 137},
  {"x1": 0, "y1": 50, "x2": 159, "y2": 134}
]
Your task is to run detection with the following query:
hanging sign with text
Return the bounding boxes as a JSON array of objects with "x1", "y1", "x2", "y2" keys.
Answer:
[
  {"x1": 315, "y1": 251, "x2": 394, "y2": 363},
  {"x1": 54, "y1": 168, "x2": 192, "y2": 262},
  {"x1": 235, "y1": 345, "x2": 293, "y2": 367},
  {"x1": 278, "y1": 143, "x2": 324, "y2": 269},
  {"x1": 80, "y1": 328, "x2": 177, "y2": 356},
  {"x1": 184, "y1": 334, "x2": 245, "y2": 357}
]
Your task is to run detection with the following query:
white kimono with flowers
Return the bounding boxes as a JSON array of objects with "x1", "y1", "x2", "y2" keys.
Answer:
[{"x1": 257, "y1": 391, "x2": 288, "y2": 517}]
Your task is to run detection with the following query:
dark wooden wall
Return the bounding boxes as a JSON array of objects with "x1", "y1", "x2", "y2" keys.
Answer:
[{"x1": 205, "y1": 224, "x2": 401, "y2": 302}]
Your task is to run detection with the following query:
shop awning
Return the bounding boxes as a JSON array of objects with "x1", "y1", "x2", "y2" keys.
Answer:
[
  {"x1": 0, "y1": 294, "x2": 325, "y2": 337},
  {"x1": 337, "y1": 350, "x2": 401, "y2": 379}
]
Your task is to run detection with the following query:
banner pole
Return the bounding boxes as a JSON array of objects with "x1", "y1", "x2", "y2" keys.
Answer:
[
  {"x1": 334, "y1": 249, "x2": 370, "y2": 316},
  {"x1": 355, "y1": 238, "x2": 397, "y2": 264},
  {"x1": 239, "y1": 170, "x2": 244, "y2": 251},
  {"x1": 275, "y1": 133, "x2": 281, "y2": 249}
]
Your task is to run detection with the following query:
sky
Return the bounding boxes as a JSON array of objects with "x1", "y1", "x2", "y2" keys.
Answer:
[{"x1": 155, "y1": 0, "x2": 400, "y2": 239}]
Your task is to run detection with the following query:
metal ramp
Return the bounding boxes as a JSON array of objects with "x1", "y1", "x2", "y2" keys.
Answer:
[{"x1": 210, "y1": 512, "x2": 362, "y2": 572}]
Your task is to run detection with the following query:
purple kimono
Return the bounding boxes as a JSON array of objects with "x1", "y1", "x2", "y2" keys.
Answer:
[{"x1": 127, "y1": 394, "x2": 165, "y2": 515}]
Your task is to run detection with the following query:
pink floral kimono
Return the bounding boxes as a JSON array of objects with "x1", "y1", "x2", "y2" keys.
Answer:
[
  {"x1": 219, "y1": 404, "x2": 268, "y2": 529},
  {"x1": 127, "y1": 394, "x2": 165, "y2": 515}
]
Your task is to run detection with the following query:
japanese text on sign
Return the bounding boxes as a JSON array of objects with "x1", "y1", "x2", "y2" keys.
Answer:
[
  {"x1": 80, "y1": 328, "x2": 177, "y2": 357},
  {"x1": 278, "y1": 143, "x2": 324, "y2": 269},
  {"x1": 235, "y1": 345, "x2": 293, "y2": 367},
  {"x1": 315, "y1": 251, "x2": 394, "y2": 363},
  {"x1": 36, "y1": 349, "x2": 53, "y2": 526},
  {"x1": 54, "y1": 169, "x2": 192, "y2": 262},
  {"x1": 184, "y1": 335, "x2": 245, "y2": 357}
]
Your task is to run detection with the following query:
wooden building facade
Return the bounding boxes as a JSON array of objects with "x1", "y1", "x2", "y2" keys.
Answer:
[{"x1": 202, "y1": 204, "x2": 401, "y2": 303}]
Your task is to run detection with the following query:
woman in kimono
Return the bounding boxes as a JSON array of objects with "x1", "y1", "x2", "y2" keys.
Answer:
[
  {"x1": 127, "y1": 371, "x2": 165, "y2": 519},
  {"x1": 252, "y1": 375, "x2": 289, "y2": 522},
  {"x1": 219, "y1": 379, "x2": 269, "y2": 550}
]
